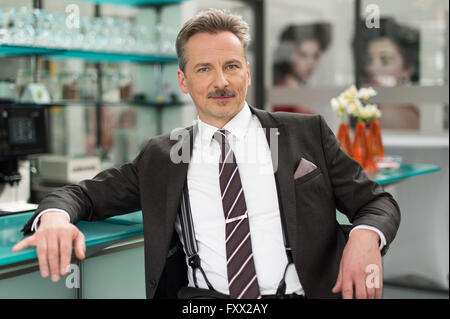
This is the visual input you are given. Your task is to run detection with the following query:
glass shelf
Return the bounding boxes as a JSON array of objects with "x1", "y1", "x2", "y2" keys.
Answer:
[
  {"x1": 0, "y1": 45, "x2": 177, "y2": 63},
  {"x1": 77, "y1": 0, "x2": 183, "y2": 6},
  {"x1": 0, "y1": 45, "x2": 63, "y2": 57},
  {"x1": 369, "y1": 163, "x2": 440, "y2": 185},
  {"x1": 11, "y1": 100, "x2": 184, "y2": 108},
  {"x1": 46, "y1": 50, "x2": 178, "y2": 63}
]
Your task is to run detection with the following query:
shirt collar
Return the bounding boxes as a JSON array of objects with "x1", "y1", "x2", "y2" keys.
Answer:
[{"x1": 197, "y1": 102, "x2": 252, "y2": 144}]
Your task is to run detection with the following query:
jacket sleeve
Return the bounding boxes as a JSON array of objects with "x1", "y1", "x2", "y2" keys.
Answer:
[
  {"x1": 318, "y1": 116, "x2": 401, "y2": 255},
  {"x1": 21, "y1": 144, "x2": 147, "y2": 235}
]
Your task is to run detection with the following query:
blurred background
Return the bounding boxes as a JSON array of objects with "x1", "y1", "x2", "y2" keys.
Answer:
[{"x1": 0, "y1": 0, "x2": 448, "y2": 299}]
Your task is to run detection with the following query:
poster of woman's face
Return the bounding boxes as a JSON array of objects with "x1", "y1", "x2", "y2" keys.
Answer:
[
  {"x1": 359, "y1": 17, "x2": 421, "y2": 130},
  {"x1": 360, "y1": 17, "x2": 420, "y2": 86},
  {"x1": 273, "y1": 23, "x2": 332, "y2": 87}
]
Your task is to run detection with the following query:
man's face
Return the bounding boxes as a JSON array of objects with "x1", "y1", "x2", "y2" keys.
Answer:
[{"x1": 177, "y1": 31, "x2": 251, "y2": 127}]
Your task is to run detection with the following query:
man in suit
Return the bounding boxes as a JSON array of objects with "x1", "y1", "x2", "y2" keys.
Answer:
[{"x1": 13, "y1": 9, "x2": 400, "y2": 299}]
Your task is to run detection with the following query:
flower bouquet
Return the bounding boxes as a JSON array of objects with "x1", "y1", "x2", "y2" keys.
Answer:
[{"x1": 331, "y1": 85, "x2": 383, "y2": 172}]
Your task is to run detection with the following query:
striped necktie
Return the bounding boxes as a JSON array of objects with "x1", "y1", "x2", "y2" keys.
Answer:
[{"x1": 213, "y1": 129, "x2": 261, "y2": 299}]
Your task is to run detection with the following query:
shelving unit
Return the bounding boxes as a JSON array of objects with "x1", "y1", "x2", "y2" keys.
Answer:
[{"x1": 1, "y1": 0, "x2": 184, "y2": 153}]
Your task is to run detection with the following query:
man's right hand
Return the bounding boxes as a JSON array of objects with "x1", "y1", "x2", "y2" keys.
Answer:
[{"x1": 12, "y1": 212, "x2": 86, "y2": 282}]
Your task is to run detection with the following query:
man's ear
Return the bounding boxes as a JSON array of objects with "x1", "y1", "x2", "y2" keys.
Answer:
[
  {"x1": 246, "y1": 61, "x2": 251, "y2": 87},
  {"x1": 177, "y1": 69, "x2": 189, "y2": 94}
]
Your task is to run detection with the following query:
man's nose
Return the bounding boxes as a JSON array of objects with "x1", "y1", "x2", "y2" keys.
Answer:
[{"x1": 213, "y1": 70, "x2": 229, "y2": 88}]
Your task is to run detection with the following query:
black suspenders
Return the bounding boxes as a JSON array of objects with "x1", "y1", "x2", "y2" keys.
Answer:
[
  {"x1": 178, "y1": 179, "x2": 294, "y2": 296},
  {"x1": 273, "y1": 175, "x2": 294, "y2": 297},
  {"x1": 179, "y1": 180, "x2": 216, "y2": 291}
]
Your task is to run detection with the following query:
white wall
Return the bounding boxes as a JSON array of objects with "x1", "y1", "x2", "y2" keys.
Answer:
[{"x1": 383, "y1": 144, "x2": 449, "y2": 290}]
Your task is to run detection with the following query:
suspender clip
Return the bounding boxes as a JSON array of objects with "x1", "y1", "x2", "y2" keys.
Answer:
[{"x1": 188, "y1": 254, "x2": 201, "y2": 269}]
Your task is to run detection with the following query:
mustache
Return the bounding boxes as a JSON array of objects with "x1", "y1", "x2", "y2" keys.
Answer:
[{"x1": 207, "y1": 89, "x2": 236, "y2": 98}]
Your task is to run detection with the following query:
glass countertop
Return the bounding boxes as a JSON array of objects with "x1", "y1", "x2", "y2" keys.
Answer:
[{"x1": 0, "y1": 211, "x2": 143, "y2": 267}]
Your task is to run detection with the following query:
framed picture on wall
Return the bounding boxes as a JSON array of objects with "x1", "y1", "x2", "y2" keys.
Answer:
[
  {"x1": 267, "y1": 0, "x2": 355, "y2": 116},
  {"x1": 357, "y1": 0, "x2": 448, "y2": 133}
]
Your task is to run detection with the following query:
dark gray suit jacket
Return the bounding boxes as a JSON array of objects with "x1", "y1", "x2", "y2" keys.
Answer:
[{"x1": 22, "y1": 106, "x2": 400, "y2": 299}]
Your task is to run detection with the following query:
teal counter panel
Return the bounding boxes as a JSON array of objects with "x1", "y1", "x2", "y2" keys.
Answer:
[
  {"x1": 0, "y1": 266, "x2": 76, "y2": 299},
  {"x1": 82, "y1": 245, "x2": 146, "y2": 298}
]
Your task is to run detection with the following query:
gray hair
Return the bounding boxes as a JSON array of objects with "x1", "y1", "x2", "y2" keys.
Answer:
[{"x1": 176, "y1": 8, "x2": 251, "y2": 73}]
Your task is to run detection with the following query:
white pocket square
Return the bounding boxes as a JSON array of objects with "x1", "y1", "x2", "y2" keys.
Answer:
[{"x1": 294, "y1": 158, "x2": 318, "y2": 180}]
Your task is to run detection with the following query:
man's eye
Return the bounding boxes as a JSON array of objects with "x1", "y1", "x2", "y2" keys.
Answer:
[
  {"x1": 226, "y1": 65, "x2": 238, "y2": 70},
  {"x1": 198, "y1": 67, "x2": 208, "y2": 72}
]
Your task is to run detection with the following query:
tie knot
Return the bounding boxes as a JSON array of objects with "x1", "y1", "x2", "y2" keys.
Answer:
[{"x1": 213, "y1": 129, "x2": 228, "y2": 145}]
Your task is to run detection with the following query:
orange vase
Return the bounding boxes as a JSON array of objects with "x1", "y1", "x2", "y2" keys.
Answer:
[
  {"x1": 352, "y1": 121, "x2": 370, "y2": 169},
  {"x1": 337, "y1": 122, "x2": 353, "y2": 157},
  {"x1": 365, "y1": 130, "x2": 378, "y2": 172},
  {"x1": 368, "y1": 119, "x2": 385, "y2": 159}
]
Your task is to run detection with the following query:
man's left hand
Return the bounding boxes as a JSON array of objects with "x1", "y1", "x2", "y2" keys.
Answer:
[{"x1": 332, "y1": 228, "x2": 382, "y2": 299}]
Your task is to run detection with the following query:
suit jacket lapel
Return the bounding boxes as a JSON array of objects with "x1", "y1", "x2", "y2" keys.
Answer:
[
  {"x1": 165, "y1": 124, "x2": 196, "y2": 242},
  {"x1": 250, "y1": 107, "x2": 298, "y2": 262}
]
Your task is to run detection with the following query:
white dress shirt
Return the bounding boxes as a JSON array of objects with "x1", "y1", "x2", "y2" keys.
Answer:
[
  {"x1": 174, "y1": 103, "x2": 304, "y2": 295},
  {"x1": 35, "y1": 102, "x2": 386, "y2": 296}
]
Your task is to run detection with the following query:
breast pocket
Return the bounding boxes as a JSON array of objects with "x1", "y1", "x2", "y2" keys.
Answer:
[
  {"x1": 294, "y1": 167, "x2": 335, "y2": 236},
  {"x1": 294, "y1": 168, "x2": 334, "y2": 215},
  {"x1": 294, "y1": 167, "x2": 321, "y2": 186}
]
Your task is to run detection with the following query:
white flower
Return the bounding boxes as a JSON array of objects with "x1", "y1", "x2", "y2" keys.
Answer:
[
  {"x1": 331, "y1": 85, "x2": 381, "y2": 121},
  {"x1": 359, "y1": 104, "x2": 381, "y2": 120},
  {"x1": 344, "y1": 85, "x2": 358, "y2": 99},
  {"x1": 331, "y1": 97, "x2": 347, "y2": 113},
  {"x1": 346, "y1": 98, "x2": 362, "y2": 117},
  {"x1": 358, "y1": 87, "x2": 377, "y2": 101},
  {"x1": 359, "y1": 105, "x2": 372, "y2": 120}
]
